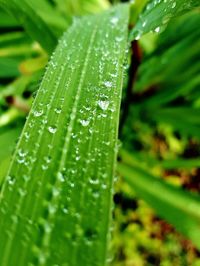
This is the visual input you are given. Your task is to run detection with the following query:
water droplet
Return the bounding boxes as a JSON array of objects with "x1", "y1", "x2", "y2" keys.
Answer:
[
  {"x1": 92, "y1": 190, "x2": 100, "y2": 198},
  {"x1": 18, "y1": 149, "x2": 27, "y2": 157},
  {"x1": 115, "y1": 36, "x2": 123, "y2": 42},
  {"x1": 172, "y1": 2, "x2": 176, "y2": 8},
  {"x1": 101, "y1": 183, "x2": 107, "y2": 190},
  {"x1": 62, "y1": 207, "x2": 68, "y2": 214},
  {"x1": 44, "y1": 222, "x2": 52, "y2": 234},
  {"x1": 42, "y1": 119, "x2": 48, "y2": 125},
  {"x1": 18, "y1": 188, "x2": 26, "y2": 197},
  {"x1": 52, "y1": 187, "x2": 59, "y2": 197},
  {"x1": 33, "y1": 110, "x2": 43, "y2": 117},
  {"x1": 134, "y1": 30, "x2": 142, "y2": 40},
  {"x1": 44, "y1": 156, "x2": 51, "y2": 164},
  {"x1": 42, "y1": 164, "x2": 48, "y2": 170},
  {"x1": 97, "y1": 100, "x2": 109, "y2": 111},
  {"x1": 103, "y1": 81, "x2": 113, "y2": 88},
  {"x1": 17, "y1": 158, "x2": 25, "y2": 164},
  {"x1": 69, "y1": 182, "x2": 75, "y2": 188},
  {"x1": 7, "y1": 175, "x2": 15, "y2": 186},
  {"x1": 89, "y1": 178, "x2": 99, "y2": 185},
  {"x1": 24, "y1": 132, "x2": 30, "y2": 141},
  {"x1": 48, "y1": 126, "x2": 57, "y2": 134},
  {"x1": 48, "y1": 204, "x2": 56, "y2": 214},
  {"x1": 154, "y1": 26, "x2": 160, "y2": 33},
  {"x1": 110, "y1": 17, "x2": 119, "y2": 25},
  {"x1": 57, "y1": 172, "x2": 65, "y2": 182},
  {"x1": 80, "y1": 119, "x2": 90, "y2": 127},
  {"x1": 75, "y1": 156, "x2": 80, "y2": 161},
  {"x1": 54, "y1": 107, "x2": 62, "y2": 114},
  {"x1": 142, "y1": 21, "x2": 147, "y2": 27}
]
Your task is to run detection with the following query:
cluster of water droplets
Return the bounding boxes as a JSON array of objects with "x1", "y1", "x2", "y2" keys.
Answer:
[
  {"x1": 132, "y1": 0, "x2": 178, "y2": 41},
  {"x1": 17, "y1": 148, "x2": 28, "y2": 165}
]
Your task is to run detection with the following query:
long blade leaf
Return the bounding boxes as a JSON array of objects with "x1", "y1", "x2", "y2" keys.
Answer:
[
  {"x1": 118, "y1": 161, "x2": 200, "y2": 249},
  {"x1": 0, "y1": 0, "x2": 58, "y2": 53},
  {"x1": 129, "y1": 0, "x2": 200, "y2": 41},
  {"x1": 0, "y1": 5, "x2": 129, "y2": 266}
]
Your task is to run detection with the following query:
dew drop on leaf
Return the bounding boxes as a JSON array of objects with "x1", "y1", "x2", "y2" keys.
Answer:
[
  {"x1": 115, "y1": 36, "x2": 123, "y2": 42},
  {"x1": 57, "y1": 172, "x2": 65, "y2": 182},
  {"x1": 44, "y1": 156, "x2": 51, "y2": 164},
  {"x1": 7, "y1": 175, "x2": 15, "y2": 186},
  {"x1": 75, "y1": 156, "x2": 80, "y2": 161},
  {"x1": 42, "y1": 164, "x2": 48, "y2": 170},
  {"x1": 142, "y1": 20, "x2": 147, "y2": 27},
  {"x1": 18, "y1": 188, "x2": 26, "y2": 197},
  {"x1": 48, "y1": 126, "x2": 57, "y2": 134},
  {"x1": 110, "y1": 16, "x2": 119, "y2": 25},
  {"x1": 134, "y1": 30, "x2": 142, "y2": 40},
  {"x1": 97, "y1": 100, "x2": 109, "y2": 111},
  {"x1": 69, "y1": 182, "x2": 75, "y2": 188},
  {"x1": 48, "y1": 204, "x2": 56, "y2": 214},
  {"x1": 89, "y1": 178, "x2": 99, "y2": 185},
  {"x1": 18, "y1": 149, "x2": 27, "y2": 157},
  {"x1": 24, "y1": 132, "x2": 30, "y2": 142},
  {"x1": 33, "y1": 110, "x2": 43, "y2": 117},
  {"x1": 54, "y1": 107, "x2": 62, "y2": 114},
  {"x1": 92, "y1": 190, "x2": 100, "y2": 198},
  {"x1": 154, "y1": 26, "x2": 160, "y2": 33},
  {"x1": 101, "y1": 183, "x2": 108, "y2": 190},
  {"x1": 17, "y1": 158, "x2": 25, "y2": 164},
  {"x1": 52, "y1": 187, "x2": 60, "y2": 197},
  {"x1": 80, "y1": 119, "x2": 90, "y2": 127},
  {"x1": 172, "y1": 1, "x2": 176, "y2": 8},
  {"x1": 103, "y1": 81, "x2": 113, "y2": 88}
]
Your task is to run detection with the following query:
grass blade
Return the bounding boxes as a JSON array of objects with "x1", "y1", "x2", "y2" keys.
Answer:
[
  {"x1": 118, "y1": 161, "x2": 200, "y2": 250},
  {"x1": 0, "y1": 5, "x2": 129, "y2": 266},
  {"x1": 0, "y1": 57, "x2": 20, "y2": 78},
  {"x1": 0, "y1": 124, "x2": 23, "y2": 184},
  {"x1": 129, "y1": 0, "x2": 200, "y2": 41},
  {"x1": 0, "y1": 0, "x2": 58, "y2": 53},
  {"x1": 150, "y1": 107, "x2": 200, "y2": 138},
  {"x1": 160, "y1": 158, "x2": 200, "y2": 169},
  {"x1": 54, "y1": 0, "x2": 110, "y2": 16}
]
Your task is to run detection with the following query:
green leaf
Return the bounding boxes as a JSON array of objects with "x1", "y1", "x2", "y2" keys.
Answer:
[
  {"x1": 0, "y1": 7, "x2": 19, "y2": 28},
  {"x1": 129, "y1": 0, "x2": 200, "y2": 41},
  {"x1": 0, "y1": 32, "x2": 31, "y2": 48},
  {"x1": 0, "y1": 5, "x2": 129, "y2": 266},
  {"x1": 0, "y1": 125, "x2": 22, "y2": 161},
  {"x1": 160, "y1": 158, "x2": 200, "y2": 169},
  {"x1": 0, "y1": 57, "x2": 20, "y2": 78},
  {"x1": 54, "y1": 0, "x2": 110, "y2": 16},
  {"x1": 149, "y1": 107, "x2": 200, "y2": 138},
  {"x1": 118, "y1": 161, "x2": 200, "y2": 250},
  {"x1": 134, "y1": 11, "x2": 200, "y2": 103},
  {"x1": 0, "y1": 0, "x2": 58, "y2": 53},
  {"x1": 26, "y1": 0, "x2": 70, "y2": 37},
  {"x1": 0, "y1": 123, "x2": 23, "y2": 184},
  {"x1": 0, "y1": 76, "x2": 33, "y2": 98}
]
